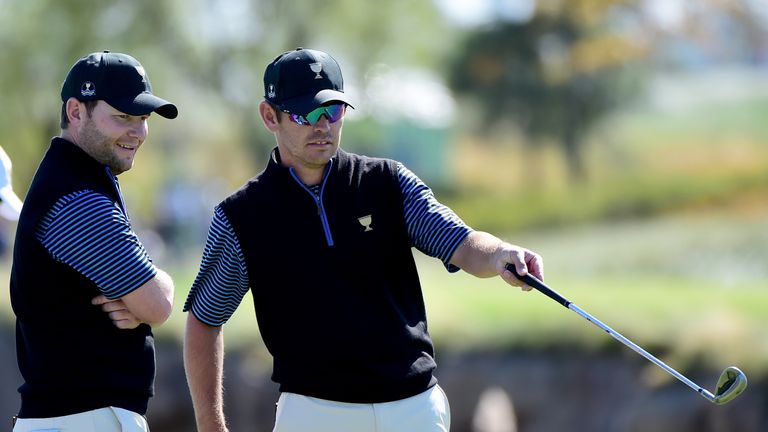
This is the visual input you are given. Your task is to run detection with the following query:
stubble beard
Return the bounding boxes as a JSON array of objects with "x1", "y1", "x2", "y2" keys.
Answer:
[{"x1": 79, "y1": 117, "x2": 133, "y2": 175}]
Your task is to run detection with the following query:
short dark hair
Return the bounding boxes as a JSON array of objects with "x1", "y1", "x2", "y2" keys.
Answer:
[
  {"x1": 60, "y1": 100, "x2": 98, "y2": 129},
  {"x1": 265, "y1": 100, "x2": 284, "y2": 123}
]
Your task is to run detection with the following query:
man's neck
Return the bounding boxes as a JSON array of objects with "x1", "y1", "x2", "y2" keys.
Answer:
[
  {"x1": 59, "y1": 129, "x2": 76, "y2": 144},
  {"x1": 291, "y1": 165, "x2": 325, "y2": 186},
  {"x1": 273, "y1": 148, "x2": 328, "y2": 186}
]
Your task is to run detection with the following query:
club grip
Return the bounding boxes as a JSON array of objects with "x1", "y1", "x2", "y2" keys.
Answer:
[{"x1": 504, "y1": 263, "x2": 571, "y2": 308}]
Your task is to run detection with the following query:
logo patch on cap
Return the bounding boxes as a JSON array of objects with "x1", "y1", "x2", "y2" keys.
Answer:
[
  {"x1": 309, "y1": 62, "x2": 323, "y2": 79},
  {"x1": 263, "y1": 48, "x2": 352, "y2": 115},
  {"x1": 81, "y1": 82, "x2": 96, "y2": 97}
]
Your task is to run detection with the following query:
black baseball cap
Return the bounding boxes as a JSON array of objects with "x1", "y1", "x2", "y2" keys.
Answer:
[
  {"x1": 61, "y1": 51, "x2": 178, "y2": 119},
  {"x1": 264, "y1": 47, "x2": 353, "y2": 116}
]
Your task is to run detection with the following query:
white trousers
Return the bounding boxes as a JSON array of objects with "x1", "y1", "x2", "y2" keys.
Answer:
[
  {"x1": 13, "y1": 407, "x2": 149, "y2": 432},
  {"x1": 273, "y1": 385, "x2": 451, "y2": 432}
]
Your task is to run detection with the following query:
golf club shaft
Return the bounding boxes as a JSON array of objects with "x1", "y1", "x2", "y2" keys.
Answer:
[{"x1": 506, "y1": 264, "x2": 715, "y2": 401}]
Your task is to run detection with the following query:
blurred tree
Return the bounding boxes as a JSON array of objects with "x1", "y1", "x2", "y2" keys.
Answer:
[
  {"x1": 0, "y1": 0, "x2": 449, "y2": 225},
  {"x1": 0, "y1": 1, "x2": 195, "y2": 194},
  {"x1": 447, "y1": 0, "x2": 647, "y2": 180}
]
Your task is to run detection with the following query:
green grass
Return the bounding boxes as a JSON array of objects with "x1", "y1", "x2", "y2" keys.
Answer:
[
  {"x1": 448, "y1": 171, "x2": 768, "y2": 234},
  {"x1": 612, "y1": 97, "x2": 768, "y2": 147}
]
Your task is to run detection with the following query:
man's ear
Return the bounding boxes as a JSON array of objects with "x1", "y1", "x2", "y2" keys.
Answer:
[
  {"x1": 259, "y1": 101, "x2": 280, "y2": 132},
  {"x1": 65, "y1": 97, "x2": 85, "y2": 127}
]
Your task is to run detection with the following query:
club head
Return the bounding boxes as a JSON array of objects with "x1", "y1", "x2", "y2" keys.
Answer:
[{"x1": 712, "y1": 366, "x2": 748, "y2": 405}]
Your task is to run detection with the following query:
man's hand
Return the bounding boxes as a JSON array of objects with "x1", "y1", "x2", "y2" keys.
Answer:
[
  {"x1": 494, "y1": 244, "x2": 544, "y2": 291},
  {"x1": 450, "y1": 231, "x2": 545, "y2": 291},
  {"x1": 92, "y1": 295, "x2": 142, "y2": 329}
]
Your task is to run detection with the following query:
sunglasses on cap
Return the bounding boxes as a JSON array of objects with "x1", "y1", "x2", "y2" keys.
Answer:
[{"x1": 284, "y1": 104, "x2": 346, "y2": 126}]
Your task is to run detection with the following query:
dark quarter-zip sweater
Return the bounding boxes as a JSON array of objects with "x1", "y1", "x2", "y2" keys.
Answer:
[
  {"x1": 11, "y1": 138, "x2": 155, "y2": 418},
  {"x1": 220, "y1": 148, "x2": 438, "y2": 403}
]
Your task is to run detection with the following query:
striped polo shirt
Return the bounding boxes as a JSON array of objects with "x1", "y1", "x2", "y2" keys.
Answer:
[
  {"x1": 185, "y1": 162, "x2": 473, "y2": 326},
  {"x1": 35, "y1": 188, "x2": 157, "y2": 299}
]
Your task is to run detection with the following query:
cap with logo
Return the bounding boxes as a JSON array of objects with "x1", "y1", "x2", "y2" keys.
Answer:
[
  {"x1": 61, "y1": 51, "x2": 178, "y2": 119},
  {"x1": 0, "y1": 146, "x2": 23, "y2": 221},
  {"x1": 264, "y1": 47, "x2": 354, "y2": 116}
]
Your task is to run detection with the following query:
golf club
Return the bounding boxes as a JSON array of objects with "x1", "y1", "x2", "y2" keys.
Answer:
[{"x1": 506, "y1": 263, "x2": 748, "y2": 404}]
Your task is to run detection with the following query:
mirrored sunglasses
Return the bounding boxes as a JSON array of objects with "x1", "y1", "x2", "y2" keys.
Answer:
[{"x1": 285, "y1": 104, "x2": 345, "y2": 126}]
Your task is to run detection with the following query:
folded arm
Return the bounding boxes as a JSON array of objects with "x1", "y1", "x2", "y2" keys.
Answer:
[
  {"x1": 92, "y1": 268, "x2": 174, "y2": 327},
  {"x1": 37, "y1": 190, "x2": 174, "y2": 328}
]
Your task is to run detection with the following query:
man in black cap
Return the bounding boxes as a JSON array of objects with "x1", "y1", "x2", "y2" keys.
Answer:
[
  {"x1": 183, "y1": 47, "x2": 544, "y2": 432},
  {"x1": 10, "y1": 51, "x2": 178, "y2": 432}
]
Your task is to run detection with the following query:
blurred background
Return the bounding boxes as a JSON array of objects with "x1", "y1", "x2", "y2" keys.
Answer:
[{"x1": 1, "y1": 0, "x2": 767, "y2": 431}]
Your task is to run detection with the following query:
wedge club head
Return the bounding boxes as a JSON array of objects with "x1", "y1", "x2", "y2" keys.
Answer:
[{"x1": 712, "y1": 366, "x2": 748, "y2": 405}]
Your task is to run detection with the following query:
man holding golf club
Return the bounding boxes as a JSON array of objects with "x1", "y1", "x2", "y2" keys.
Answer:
[
  {"x1": 183, "y1": 47, "x2": 543, "y2": 432},
  {"x1": 10, "y1": 51, "x2": 178, "y2": 432}
]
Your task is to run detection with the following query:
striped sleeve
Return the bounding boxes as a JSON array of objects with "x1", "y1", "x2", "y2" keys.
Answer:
[
  {"x1": 36, "y1": 190, "x2": 157, "y2": 299},
  {"x1": 398, "y1": 163, "x2": 473, "y2": 271},
  {"x1": 182, "y1": 206, "x2": 250, "y2": 326}
]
